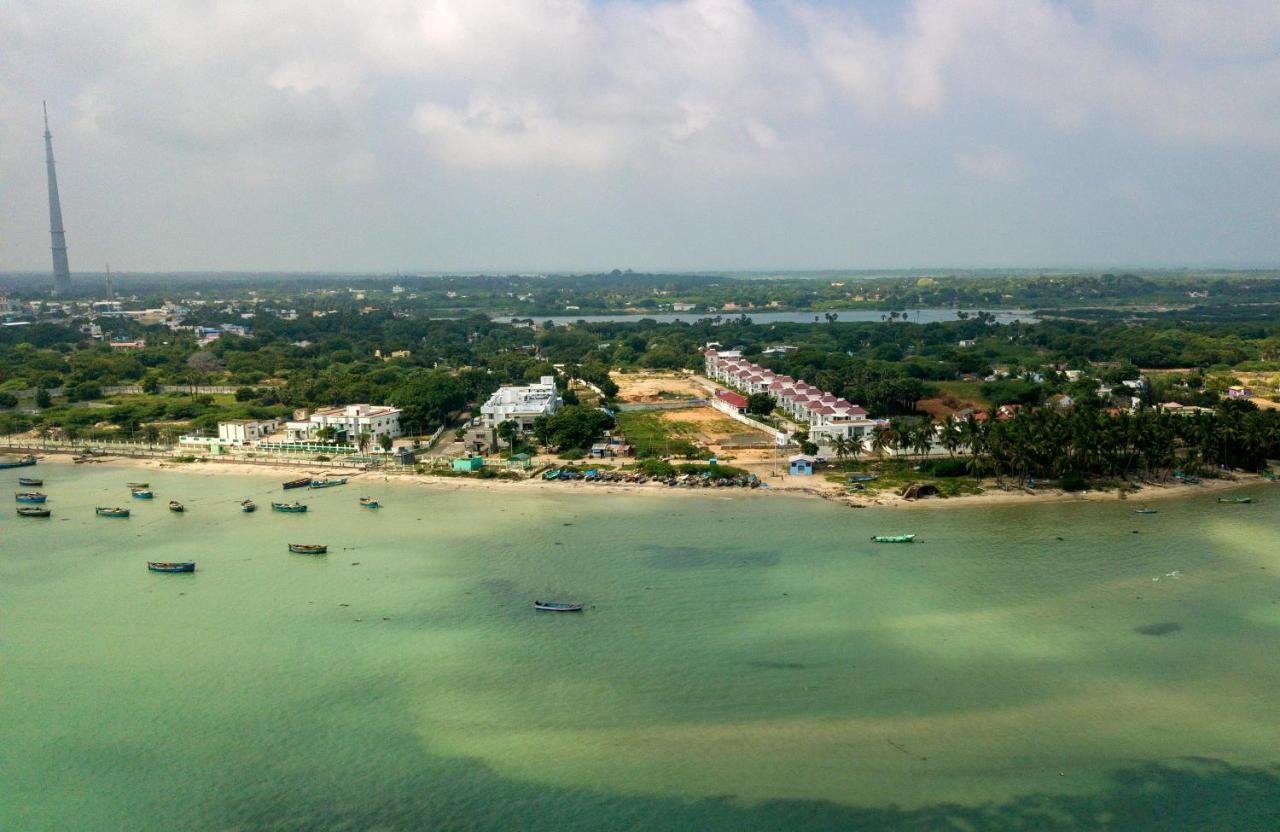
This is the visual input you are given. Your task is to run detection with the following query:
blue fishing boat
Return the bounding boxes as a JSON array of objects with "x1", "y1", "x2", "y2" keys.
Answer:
[
  {"x1": 240, "y1": 499, "x2": 257, "y2": 513},
  {"x1": 543, "y1": 469, "x2": 560, "y2": 481},
  {"x1": 288, "y1": 543, "x2": 327, "y2": 555},
  {"x1": 534, "y1": 601, "x2": 584, "y2": 612},
  {"x1": 131, "y1": 489, "x2": 154, "y2": 499},
  {"x1": 15, "y1": 491, "x2": 47, "y2": 504},
  {"x1": 359, "y1": 496, "x2": 380, "y2": 509},
  {"x1": 271, "y1": 501, "x2": 307, "y2": 513},
  {"x1": 1134, "y1": 508, "x2": 1159, "y2": 515},
  {"x1": 308, "y1": 477, "x2": 348, "y2": 489},
  {"x1": 18, "y1": 477, "x2": 42, "y2": 486},
  {"x1": 96, "y1": 506, "x2": 130, "y2": 518},
  {"x1": 0, "y1": 455, "x2": 37, "y2": 469},
  {"x1": 147, "y1": 561, "x2": 195, "y2": 573}
]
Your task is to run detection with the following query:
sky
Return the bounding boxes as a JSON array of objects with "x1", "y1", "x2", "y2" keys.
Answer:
[{"x1": 2, "y1": 0, "x2": 1279, "y2": 274}]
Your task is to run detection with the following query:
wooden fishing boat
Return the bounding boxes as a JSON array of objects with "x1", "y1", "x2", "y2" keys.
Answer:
[
  {"x1": 16, "y1": 506, "x2": 51, "y2": 517},
  {"x1": 534, "y1": 601, "x2": 584, "y2": 612},
  {"x1": 308, "y1": 477, "x2": 348, "y2": 489},
  {"x1": 126, "y1": 481, "x2": 150, "y2": 488},
  {"x1": 283, "y1": 477, "x2": 312, "y2": 489},
  {"x1": 1218, "y1": 496, "x2": 1253, "y2": 504},
  {"x1": 15, "y1": 491, "x2": 47, "y2": 504},
  {"x1": 0, "y1": 455, "x2": 37, "y2": 469},
  {"x1": 871, "y1": 534, "x2": 915, "y2": 543},
  {"x1": 131, "y1": 489, "x2": 154, "y2": 499},
  {"x1": 359, "y1": 496, "x2": 380, "y2": 508},
  {"x1": 240, "y1": 499, "x2": 257, "y2": 513},
  {"x1": 147, "y1": 561, "x2": 195, "y2": 573},
  {"x1": 18, "y1": 477, "x2": 43, "y2": 486},
  {"x1": 848, "y1": 473, "x2": 878, "y2": 482},
  {"x1": 271, "y1": 501, "x2": 308, "y2": 513},
  {"x1": 96, "y1": 506, "x2": 130, "y2": 518},
  {"x1": 288, "y1": 543, "x2": 327, "y2": 555},
  {"x1": 1133, "y1": 508, "x2": 1159, "y2": 515},
  {"x1": 543, "y1": 469, "x2": 560, "y2": 480},
  {"x1": 168, "y1": 500, "x2": 185, "y2": 513}
]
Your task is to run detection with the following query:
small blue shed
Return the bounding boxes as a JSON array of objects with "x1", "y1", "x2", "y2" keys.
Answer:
[
  {"x1": 789, "y1": 454, "x2": 815, "y2": 476},
  {"x1": 452, "y1": 456, "x2": 484, "y2": 472}
]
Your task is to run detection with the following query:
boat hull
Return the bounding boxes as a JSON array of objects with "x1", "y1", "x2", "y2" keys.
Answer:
[
  {"x1": 96, "y1": 508, "x2": 130, "y2": 518},
  {"x1": 534, "y1": 601, "x2": 584, "y2": 612},
  {"x1": 308, "y1": 478, "x2": 348, "y2": 489},
  {"x1": 169, "y1": 502, "x2": 185, "y2": 512},
  {"x1": 18, "y1": 477, "x2": 42, "y2": 486},
  {"x1": 0, "y1": 456, "x2": 38, "y2": 469},
  {"x1": 16, "y1": 507, "x2": 50, "y2": 517},
  {"x1": 241, "y1": 501, "x2": 257, "y2": 513},
  {"x1": 147, "y1": 562, "x2": 195, "y2": 573},
  {"x1": 15, "y1": 493, "x2": 47, "y2": 504},
  {"x1": 288, "y1": 544, "x2": 328, "y2": 554},
  {"x1": 283, "y1": 478, "x2": 312, "y2": 489},
  {"x1": 871, "y1": 535, "x2": 915, "y2": 543},
  {"x1": 271, "y1": 503, "x2": 308, "y2": 513}
]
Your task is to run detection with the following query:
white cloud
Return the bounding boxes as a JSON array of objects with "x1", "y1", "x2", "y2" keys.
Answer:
[{"x1": 954, "y1": 145, "x2": 1023, "y2": 182}]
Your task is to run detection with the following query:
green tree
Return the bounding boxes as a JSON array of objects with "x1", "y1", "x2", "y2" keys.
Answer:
[
  {"x1": 34, "y1": 388, "x2": 51, "y2": 409},
  {"x1": 378, "y1": 433, "x2": 394, "y2": 453},
  {"x1": 497, "y1": 419, "x2": 520, "y2": 453},
  {"x1": 746, "y1": 393, "x2": 776, "y2": 416}
]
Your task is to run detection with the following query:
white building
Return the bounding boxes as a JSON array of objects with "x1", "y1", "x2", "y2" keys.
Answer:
[
  {"x1": 217, "y1": 419, "x2": 279, "y2": 446},
  {"x1": 479, "y1": 376, "x2": 562, "y2": 430},
  {"x1": 285, "y1": 404, "x2": 402, "y2": 444}
]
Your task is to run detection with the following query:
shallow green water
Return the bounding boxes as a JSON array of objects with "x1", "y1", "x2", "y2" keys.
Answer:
[{"x1": 4, "y1": 461, "x2": 1280, "y2": 830}]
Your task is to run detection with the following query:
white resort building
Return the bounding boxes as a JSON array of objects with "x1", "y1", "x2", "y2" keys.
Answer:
[
  {"x1": 704, "y1": 349, "x2": 885, "y2": 455},
  {"x1": 217, "y1": 419, "x2": 280, "y2": 446},
  {"x1": 285, "y1": 404, "x2": 402, "y2": 444},
  {"x1": 479, "y1": 376, "x2": 562, "y2": 431}
]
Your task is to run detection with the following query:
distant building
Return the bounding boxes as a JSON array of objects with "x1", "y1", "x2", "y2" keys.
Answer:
[
  {"x1": 479, "y1": 376, "x2": 562, "y2": 430},
  {"x1": 452, "y1": 456, "x2": 484, "y2": 472},
  {"x1": 217, "y1": 419, "x2": 279, "y2": 446},
  {"x1": 715, "y1": 389, "x2": 749, "y2": 413},
  {"x1": 789, "y1": 454, "x2": 815, "y2": 476},
  {"x1": 1227, "y1": 386, "x2": 1252, "y2": 399},
  {"x1": 957, "y1": 339, "x2": 976, "y2": 348},
  {"x1": 108, "y1": 339, "x2": 145, "y2": 350},
  {"x1": 285, "y1": 404, "x2": 402, "y2": 444}
]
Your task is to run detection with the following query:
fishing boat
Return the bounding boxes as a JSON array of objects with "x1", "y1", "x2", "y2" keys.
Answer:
[
  {"x1": 96, "y1": 506, "x2": 130, "y2": 518},
  {"x1": 271, "y1": 501, "x2": 308, "y2": 513},
  {"x1": 147, "y1": 561, "x2": 195, "y2": 573},
  {"x1": 168, "y1": 500, "x2": 185, "y2": 513},
  {"x1": 359, "y1": 496, "x2": 380, "y2": 509},
  {"x1": 18, "y1": 477, "x2": 43, "y2": 486},
  {"x1": 848, "y1": 473, "x2": 878, "y2": 483},
  {"x1": 0, "y1": 455, "x2": 37, "y2": 469},
  {"x1": 1218, "y1": 496, "x2": 1253, "y2": 504},
  {"x1": 871, "y1": 534, "x2": 916, "y2": 543},
  {"x1": 288, "y1": 543, "x2": 327, "y2": 555},
  {"x1": 131, "y1": 489, "x2": 154, "y2": 499},
  {"x1": 543, "y1": 469, "x2": 560, "y2": 480},
  {"x1": 283, "y1": 477, "x2": 312, "y2": 489},
  {"x1": 534, "y1": 601, "x2": 584, "y2": 612},
  {"x1": 15, "y1": 491, "x2": 47, "y2": 504},
  {"x1": 16, "y1": 506, "x2": 51, "y2": 517},
  {"x1": 308, "y1": 477, "x2": 348, "y2": 489},
  {"x1": 240, "y1": 499, "x2": 257, "y2": 513},
  {"x1": 1134, "y1": 508, "x2": 1159, "y2": 515},
  {"x1": 126, "y1": 481, "x2": 150, "y2": 489}
]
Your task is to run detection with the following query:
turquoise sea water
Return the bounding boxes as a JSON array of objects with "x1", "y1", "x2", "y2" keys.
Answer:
[{"x1": 4, "y1": 460, "x2": 1280, "y2": 830}]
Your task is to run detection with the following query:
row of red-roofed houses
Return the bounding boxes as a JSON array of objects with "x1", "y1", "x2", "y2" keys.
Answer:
[{"x1": 704, "y1": 349, "x2": 888, "y2": 456}]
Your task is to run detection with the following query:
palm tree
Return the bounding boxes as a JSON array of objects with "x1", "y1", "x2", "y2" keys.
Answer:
[
  {"x1": 832, "y1": 435, "x2": 851, "y2": 468},
  {"x1": 357, "y1": 431, "x2": 373, "y2": 456},
  {"x1": 870, "y1": 425, "x2": 892, "y2": 461}
]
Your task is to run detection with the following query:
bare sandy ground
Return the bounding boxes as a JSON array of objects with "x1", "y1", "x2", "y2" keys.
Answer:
[
  {"x1": 31, "y1": 449, "x2": 1270, "y2": 511},
  {"x1": 613, "y1": 371, "x2": 706, "y2": 402}
]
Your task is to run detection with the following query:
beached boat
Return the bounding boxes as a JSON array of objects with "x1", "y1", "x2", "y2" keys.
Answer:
[
  {"x1": 283, "y1": 477, "x2": 312, "y2": 489},
  {"x1": 543, "y1": 469, "x2": 560, "y2": 480},
  {"x1": 271, "y1": 501, "x2": 308, "y2": 513},
  {"x1": 1134, "y1": 508, "x2": 1159, "y2": 515},
  {"x1": 288, "y1": 543, "x2": 327, "y2": 555},
  {"x1": 168, "y1": 500, "x2": 185, "y2": 513},
  {"x1": 871, "y1": 534, "x2": 915, "y2": 543},
  {"x1": 848, "y1": 473, "x2": 878, "y2": 482},
  {"x1": 0, "y1": 455, "x2": 37, "y2": 469},
  {"x1": 308, "y1": 477, "x2": 348, "y2": 489},
  {"x1": 534, "y1": 601, "x2": 584, "y2": 612},
  {"x1": 18, "y1": 477, "x2": 43, "y2": 486},
  {"x1": 359, "y1": 496, "x2": 380, "y2": 509},
  {"x1": 15, "y1": 491, "x2": 47, "y2": 504},
  {"x1": 147, "y1": 561, "x2": 195, "y2": 573},
  {"x1": 126, "y1": 481, "x2": 150, "y2": 489},
  {"x1": 1218, "y1": 496, "x2": 1253, "y2": 504},
  {"x1": 240, "y1": 499, "x2": 257, "y2": 513},
  {"x1": 131, "y1": 489, "x2": 154, "y2": 499},
  {"x1": 16, "y1": 506, "x2": 51, "y2": 517},
  {"x1": 96, "y1": 506, "x2": 130, "y2": 518}
]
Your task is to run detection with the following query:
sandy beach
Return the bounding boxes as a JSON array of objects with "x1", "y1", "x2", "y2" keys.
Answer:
[{"x1": 25, "y1": 448, "x2": 1271, "y2": 510}]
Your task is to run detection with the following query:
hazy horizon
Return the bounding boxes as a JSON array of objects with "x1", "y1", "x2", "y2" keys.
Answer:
[{"x1": 4, "y1": 1, "x2": 1279, "y2": 274}]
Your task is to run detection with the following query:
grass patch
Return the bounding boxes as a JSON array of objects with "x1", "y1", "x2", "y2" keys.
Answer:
[{"x1": 930, "y1": 381, "x2": 990, "y2": 407}]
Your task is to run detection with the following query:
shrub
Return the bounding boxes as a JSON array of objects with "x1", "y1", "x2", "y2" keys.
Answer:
[
  {"x1": 1060, "y1": 473, "x2": 1088, "y2": 492},
  {"x1": 921, "y1": 458, "x2": 969, "y2": 478}
]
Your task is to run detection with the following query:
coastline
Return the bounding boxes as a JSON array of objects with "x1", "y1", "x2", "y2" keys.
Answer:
[{"x1": 25, "y1": 449, "x2": 1271, "y2": 509}]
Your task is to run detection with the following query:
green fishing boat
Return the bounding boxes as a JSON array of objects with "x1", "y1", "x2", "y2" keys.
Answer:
[{"x1": 871, "y1": 534, "x2": 915, "y2": 543}]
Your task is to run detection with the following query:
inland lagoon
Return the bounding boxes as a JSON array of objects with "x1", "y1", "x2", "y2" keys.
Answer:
[{"x1": 4, "y1": 462, "x2": 1280, "y2": 830}]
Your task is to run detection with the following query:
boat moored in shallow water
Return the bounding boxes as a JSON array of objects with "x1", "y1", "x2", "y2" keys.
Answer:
[
  {"x1": 15, "y1": 491, "x2": 47, "y2": 504},
  {"x1": 18, "y1": 477, "x2": 42, "y2": 486},
  {"x1": 0, "y1": 455, "x2": 37, "y2": 469},
  {"x1": 126, "y1": 481, "x2": 149, "y2": 489},
  {"x1": 240, "y1": 499, "x2": 257, "y2": 513},
  {"x1": 168, "y1": 500, "x2": 185, "y2": 512},
  {"x1": 131, "y1": 489, "x2": 154, "y2": 499},
  {"x1": 283, "y1": 477, "x2": 311, "y2": 489},
  {"x1": 147, "y1": 561, "x2": 195, "y2": 573},
  {"x1": 272, "y1": 502, "x2": 307, "y2": 513},
  {"x1": 96, "y1": 506, "x2": 130, "y2": 518},
  {"x1": 1134, "y1": 508, "x2": 1159, "y2": 514},
  {"x1": 534, "y1": 601, "x2": 584, "y2": 612},
  {"x1": 359, "y1": 496, "x2": 380, "y2": 508},
  {"x1": 1218, "y1": 496, "x2": 1253, "y2": 504},
  {"x1": 288, "y1": 543, "x2": 327, "y2": 555},
  {"x1": 17, "y1": 506, "x2": 50, "y2": 517},
  {"x1": 308, "y1": 477, "x2": 348, "y2": 489},
  {"x1": 871, "y1": 534, "x2": 915, "y2": 543}
]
